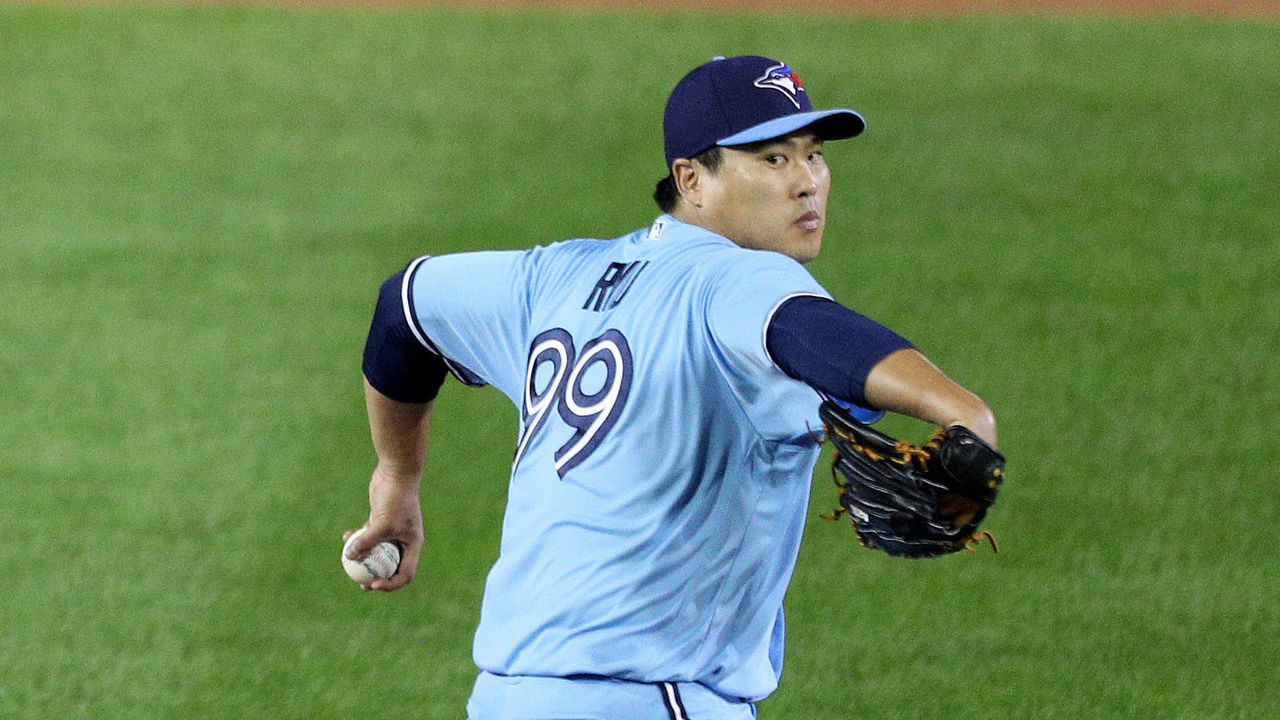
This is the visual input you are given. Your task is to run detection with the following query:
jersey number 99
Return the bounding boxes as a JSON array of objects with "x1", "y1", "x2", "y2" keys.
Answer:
[{"x1": 515, "y1": 328, "x2": 633, "y2": 477}]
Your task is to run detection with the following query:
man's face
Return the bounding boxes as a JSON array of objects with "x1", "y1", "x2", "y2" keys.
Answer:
[{"x1": 694, "y1": 132, "x2": 831, "y2": 263}]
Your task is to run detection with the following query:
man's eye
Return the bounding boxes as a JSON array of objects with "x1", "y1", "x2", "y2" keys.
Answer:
[
  {"x1": 765, "y1": 154, "x2": 786, "y2": 166},
  {"x1": 809, "y1": 151, "x2": 825, "y2": 163}
]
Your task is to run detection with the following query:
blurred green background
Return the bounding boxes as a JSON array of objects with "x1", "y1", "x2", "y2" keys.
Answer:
[{"x1": 2, "y1": 5, "x2": 1277, "y2": 718}]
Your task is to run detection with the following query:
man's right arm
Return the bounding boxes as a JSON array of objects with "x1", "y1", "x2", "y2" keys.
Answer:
[{"x1": 863, "y1": 347, "x2": 998, "y2": 448}]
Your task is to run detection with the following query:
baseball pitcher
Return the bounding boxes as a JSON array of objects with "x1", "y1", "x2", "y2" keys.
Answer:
[{"x1": 347, "y1": 55, "x2": 1001, "y2": 719}]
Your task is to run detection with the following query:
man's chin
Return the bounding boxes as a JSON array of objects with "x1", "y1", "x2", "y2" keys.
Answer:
[{"x1": 785, "y1": 232, "x2": 823, "y2": 264}]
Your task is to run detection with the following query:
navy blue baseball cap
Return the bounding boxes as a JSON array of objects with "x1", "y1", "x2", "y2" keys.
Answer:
[{"x1": 663, "y1": 55, "x2": 865, "y2": 170}]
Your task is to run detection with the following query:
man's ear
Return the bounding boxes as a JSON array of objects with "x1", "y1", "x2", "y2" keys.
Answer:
[{"x1": 671, "y1": 158, "x2": 703, "y2": 209}]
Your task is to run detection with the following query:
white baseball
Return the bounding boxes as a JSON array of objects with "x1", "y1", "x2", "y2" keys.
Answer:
[{"x1": 341, "y1": 528, "x2": 401, "y2": 584}]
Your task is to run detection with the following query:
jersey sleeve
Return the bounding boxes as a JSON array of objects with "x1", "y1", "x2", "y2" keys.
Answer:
[
  {"x1": 765, "y1": 294, "x2": 914, "y2": 409},
  {"x1": 362, "y1": 267, "x2": 450, "y2": 403},
  {"x1": 704, "y1": 250, "x2": 832, "y2": 441},
  {"x1": 403, "y1": 251, "x2": 531, "y2": 403}
]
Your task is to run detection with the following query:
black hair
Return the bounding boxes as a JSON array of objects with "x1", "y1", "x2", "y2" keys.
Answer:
[{"x1": 652, "y1": 145, "x2": 725, "y2": 213}]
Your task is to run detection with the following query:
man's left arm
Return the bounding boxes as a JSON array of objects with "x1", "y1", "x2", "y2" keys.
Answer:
[
  {"x1": 343, "y1": 268, "x2": 450, "y2": 591},
  {"x1": 344, "y1": 381, "x2": 431, "y2": 592}
]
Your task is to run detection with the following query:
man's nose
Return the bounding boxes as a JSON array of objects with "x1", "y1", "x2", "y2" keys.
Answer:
[{"x1": 794, "y1": 162, "x2": 820, "y2": 198}]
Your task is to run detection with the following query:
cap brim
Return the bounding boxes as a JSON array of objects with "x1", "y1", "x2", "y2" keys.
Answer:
[{"x1": 717, "y1": 108, "x2": 865, "y2": 147}]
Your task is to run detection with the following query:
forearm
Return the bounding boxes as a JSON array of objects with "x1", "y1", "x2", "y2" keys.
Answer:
[
  {"x1": 347, "y1": 267, "x2": 447, "y2": 591},
  {"x1": 348, "y1": 377, "x2": 431, "y2": 591},
  {"x1": 863, "y1": 348, "x2": 998, "y2": 447},
  {"x1": 364, "y1": 376, "x2": 433, "y2": 486}
]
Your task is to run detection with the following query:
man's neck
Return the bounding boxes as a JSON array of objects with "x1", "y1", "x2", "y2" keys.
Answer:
[{"x1": 669, "y1": 205, "x2": 726, "y2": 242}]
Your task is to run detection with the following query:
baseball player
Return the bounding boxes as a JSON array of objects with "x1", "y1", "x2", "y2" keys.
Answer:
[{"x1": 347, "y1": 55, "x2": 998, "y2": 719}]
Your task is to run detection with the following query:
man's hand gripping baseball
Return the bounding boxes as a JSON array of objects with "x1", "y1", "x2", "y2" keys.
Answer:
[
  {"x1": 344, "y1": 466, "x2": 424, "y2": 591},
  {"x1": 344, "y1": 378, "x2": 432, "y2": 591}
]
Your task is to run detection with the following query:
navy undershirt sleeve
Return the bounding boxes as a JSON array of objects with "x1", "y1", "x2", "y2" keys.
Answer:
[
  {"x1": 362, "y1": 269, "x2": 448, "y2": 403},
  {"x1": 765, "y1": 295, "x2": 914, "y2": 407}
]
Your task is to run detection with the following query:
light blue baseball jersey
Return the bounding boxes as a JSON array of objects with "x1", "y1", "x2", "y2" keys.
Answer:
[{"x1": 405, "y1": 216, "x2": 833, "y2": 702}]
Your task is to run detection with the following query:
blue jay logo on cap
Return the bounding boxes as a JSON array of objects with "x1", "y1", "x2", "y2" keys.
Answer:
[{"x1": 753, "y1": 63, "x2": 806, "y2": 109}]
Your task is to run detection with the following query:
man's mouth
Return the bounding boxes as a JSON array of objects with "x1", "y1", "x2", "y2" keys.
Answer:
[{"x1": 794, "y1": 211, "x2": 822, "y2": 231}]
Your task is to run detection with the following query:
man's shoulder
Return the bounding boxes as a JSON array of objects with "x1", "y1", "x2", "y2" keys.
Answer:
[
  {"x1": 526, "y1": 230, "x2": 629, "y2": 263},
  {"x1": 521, "y1": 218, "x2": 817, "y2": 290}
]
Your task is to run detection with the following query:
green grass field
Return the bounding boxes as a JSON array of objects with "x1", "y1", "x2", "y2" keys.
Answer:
[{"x1": 2, "y1": 5, "x2": 1277, "y2": 718}]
